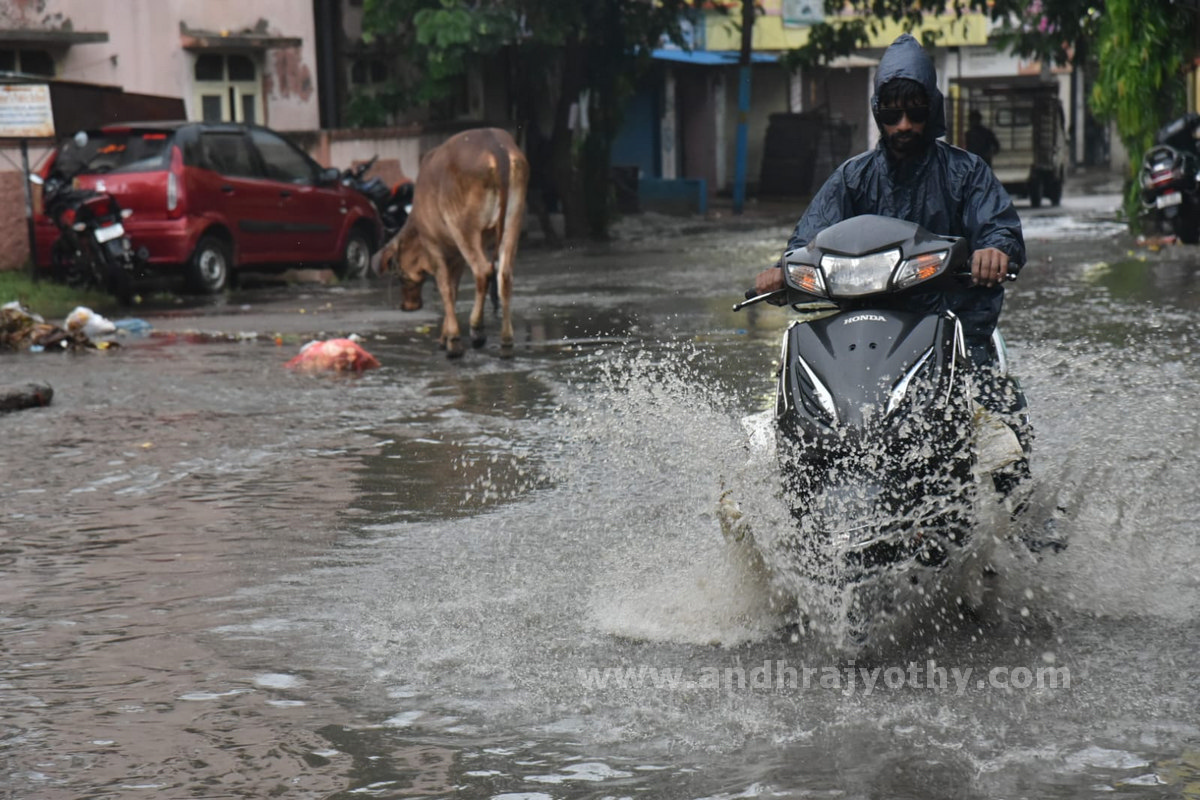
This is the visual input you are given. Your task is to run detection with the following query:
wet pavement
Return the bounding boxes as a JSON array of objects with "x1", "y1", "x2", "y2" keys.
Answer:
[{"x1": 4, "y1": 179, "x2": 1200, "y2": 799}]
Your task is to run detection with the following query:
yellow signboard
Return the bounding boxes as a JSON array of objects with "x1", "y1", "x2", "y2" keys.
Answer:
[
  {"x1": 706, "y1": 8, "x2": 989, "y2": 52},
  {"x1": 0, "y1": 84, "x2": 55, "y2": 138}
]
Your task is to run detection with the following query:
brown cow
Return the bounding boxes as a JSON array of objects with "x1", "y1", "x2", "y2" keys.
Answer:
[{"x1": 382, "y1": 127, "x2": 529, "y2": 358}]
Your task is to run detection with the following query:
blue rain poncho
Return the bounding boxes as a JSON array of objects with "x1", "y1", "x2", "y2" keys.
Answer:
[{"x1": 786, "y1": 34, "x2": 1026, "y2": 342}]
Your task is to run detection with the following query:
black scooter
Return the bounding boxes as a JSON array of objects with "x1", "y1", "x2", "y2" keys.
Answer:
[
  {"x1": 1139, "y1": 113, "x2": 1200, "y2": 244},
  {"x1": 727, "y1": 215, "x2": 1029, "y2": 646},
  {"x1": 33, "y1": 171, "x2": 142, "y2": 305},
  {"x1": 342, "y1": 155, "x2": 413, "y2": 243}
]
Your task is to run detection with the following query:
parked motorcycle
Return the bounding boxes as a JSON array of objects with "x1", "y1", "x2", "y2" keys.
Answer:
[
  {"x1": 727, "y1": 215, "x2": 1029, "y2": 647},
  {"x1": 342, "y1": 155, "x2": 413, "y2": 243},
  {"x1": 1139, "y1": 113, "x2": 1200, "y2": 243},
  {"x1": 32, "y1": 170, "x2": 143, "y2": 305}
]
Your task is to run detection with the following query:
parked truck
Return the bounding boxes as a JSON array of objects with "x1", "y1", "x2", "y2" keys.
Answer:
[{"x1": 951, "y1": 82, "x2": 1068, "y2": 208}]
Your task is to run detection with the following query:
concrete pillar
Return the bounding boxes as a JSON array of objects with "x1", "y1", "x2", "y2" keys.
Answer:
[
  {"x1": 661, "y1": 68, "x2": 677, "y2": 180},
  {"x1": 715, "y1": 71, "x2": 727, "y2": 191}
]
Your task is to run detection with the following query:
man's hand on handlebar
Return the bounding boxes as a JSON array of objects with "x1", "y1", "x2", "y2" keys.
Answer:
[
  {"x1": 755, "y1": 262, "x2": 786, "y2": 295},
  {"x1": 971, "y1": 247, "x2": 1010, "y2": 288},
  {"x1": 731, "y1": 262, "x2": 788, "y2": 311}
]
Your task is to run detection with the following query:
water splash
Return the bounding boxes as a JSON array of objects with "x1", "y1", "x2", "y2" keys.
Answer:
[{"x1": 546, "y1": 341, "x2": 1017, "y2": 653}]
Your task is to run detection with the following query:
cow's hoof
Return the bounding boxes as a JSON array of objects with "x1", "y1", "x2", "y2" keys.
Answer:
[
  {"x1": 470, "y1": 328, "x2": 486, "y2": 349},
  {"x1": 499, "y1": 340, "x2": 515, "y2": 359},
  {"x1": 446, "y1": 337, "x2": 465, "y2": 358}
]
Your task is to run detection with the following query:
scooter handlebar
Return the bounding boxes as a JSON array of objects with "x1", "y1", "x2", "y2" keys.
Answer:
[{"x1": 733, "y1": 289, "x2": 786, "y2": 311}]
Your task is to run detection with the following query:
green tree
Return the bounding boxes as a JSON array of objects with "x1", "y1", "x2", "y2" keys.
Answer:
[
  {"x1": 991, "y1": 0, "x2": 1101, "y2": 69},
  {"x1": 361, "y1": 0, "x2": 700, "y2": 241}
]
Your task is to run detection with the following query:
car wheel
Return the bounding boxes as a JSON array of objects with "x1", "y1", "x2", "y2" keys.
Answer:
[
  {"x1": 187, "y1": 235, "x2": 231, "y2": 294},
  {"x1": 1029, "y1": 177, "x2": 1043, "y2": 209},
  {"x1": 337, "y1": 230, "x2": 372, "y2": 280}
]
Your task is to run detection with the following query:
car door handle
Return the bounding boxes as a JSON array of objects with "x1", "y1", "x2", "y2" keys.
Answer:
[
  {"x1": 279, "y1": 190, "x2": 292, "y2": 198},
  {"x1": 220, "y1": 185, "x2": 234, "y2": 193}
]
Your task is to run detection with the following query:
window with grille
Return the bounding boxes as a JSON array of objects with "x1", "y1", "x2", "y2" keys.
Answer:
[
  {"x1": 193, "y1": 53, "x2": 263, "y2": 124},
  {"x1": 0, "y1": 48, "x2": 55, "y2": 77}
]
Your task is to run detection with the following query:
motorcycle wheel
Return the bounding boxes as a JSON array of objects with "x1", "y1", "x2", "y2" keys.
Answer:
[
  {"x1": 101, "y1": 240, "x2": 136, "y2": 306},
  {"x1": 1174, "y1": 210, "x2": 1200, "y2": 244},
  {"x1": 187, "y1": 234, "x2": 231, "y2": 294},
  {"x1": 51, "y1": 237, "x2": 98, "y2": 290},
  {"x1": 105, "y1": 260, "x2": 135, "y2": 306}
]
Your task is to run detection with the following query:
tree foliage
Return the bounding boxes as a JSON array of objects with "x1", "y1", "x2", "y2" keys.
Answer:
[
  {"x1": 1091, "y1": 0, "x2": 1193, "y2": 222},
  {"x1": 360, "y1": 0, "x2": 700, "y2": 240},
  {"x1": 990, "y1": 0, "x2": 1102, "y2": 67},
  {"x1": 788, "y1": 0, "x2": 1013, "y2": 68}
]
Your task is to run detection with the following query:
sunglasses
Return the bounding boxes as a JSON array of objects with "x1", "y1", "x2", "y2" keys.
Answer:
[{"x1": 874, "y1": 106, "x2": 931, "y2": 126}]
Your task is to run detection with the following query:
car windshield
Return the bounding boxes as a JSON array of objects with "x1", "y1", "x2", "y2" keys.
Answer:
[{"x1": 54, "y1": 132, "x2": 171, "y2": 178}]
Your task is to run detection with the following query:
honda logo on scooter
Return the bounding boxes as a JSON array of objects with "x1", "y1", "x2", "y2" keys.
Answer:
[{"x1": 843, "y1": 313, "x2": 887, "y2": 325}]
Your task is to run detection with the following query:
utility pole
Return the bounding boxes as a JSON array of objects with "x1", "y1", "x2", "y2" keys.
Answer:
[{"x1": 733, "y1": 0, "x2": 755, "y2": 215}]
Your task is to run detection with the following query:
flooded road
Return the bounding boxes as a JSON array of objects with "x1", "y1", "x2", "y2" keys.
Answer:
[{"x1": 3, "y1": 195, "x2": 1200, "y2": 798}]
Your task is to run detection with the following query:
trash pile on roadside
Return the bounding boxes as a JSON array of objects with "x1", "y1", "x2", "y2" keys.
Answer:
[
  {"x1": 1, "y1": 301, "x2": 155, "y2": 414},
  {"x1": 1, "y1": 301, "x2": 151, "y2": 353},
  {"x1": 2, "y1": 299, "x2": 384, "y2": 414}
]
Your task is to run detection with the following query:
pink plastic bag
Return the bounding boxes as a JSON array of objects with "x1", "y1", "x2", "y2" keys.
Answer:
[{"x1": 285, "y1": 338, "x2": 380, "y2": 374}]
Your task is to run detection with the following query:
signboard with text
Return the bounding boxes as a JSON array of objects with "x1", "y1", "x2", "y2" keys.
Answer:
[
  {"x1": 783, "y1": 0, "x2": 825, "y2": 26},
  {"x1": 0, "y1": 83, "x2": 55, "y2": 138}
]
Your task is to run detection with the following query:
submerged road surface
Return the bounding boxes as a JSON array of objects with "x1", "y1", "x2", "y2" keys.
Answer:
[{"x1": 3, "y1": 190, "x2": 1199, "y2": 798}]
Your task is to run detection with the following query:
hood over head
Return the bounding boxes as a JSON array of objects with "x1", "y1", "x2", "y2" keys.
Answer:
[{"x1": 872, "y1": 33, "x2": 946, "y2": 140}]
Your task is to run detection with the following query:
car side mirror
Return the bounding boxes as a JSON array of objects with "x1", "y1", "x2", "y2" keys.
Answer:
[{"x1": 318, "y1": 166, "x2": 340, "y2": 186}]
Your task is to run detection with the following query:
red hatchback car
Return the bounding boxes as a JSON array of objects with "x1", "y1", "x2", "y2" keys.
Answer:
[{"x1": 35, "y1": 121, "x2": 382, "y2": 293}]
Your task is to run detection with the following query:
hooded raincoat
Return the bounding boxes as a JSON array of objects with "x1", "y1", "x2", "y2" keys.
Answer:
[{"x1": 786, "y1": 33, "x2": 1026, "y2": 344}]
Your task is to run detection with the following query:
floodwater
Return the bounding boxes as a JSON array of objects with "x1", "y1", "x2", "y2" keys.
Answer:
[{"x1": 3, "y1": 197, "x2": 1200, "y2": 799}]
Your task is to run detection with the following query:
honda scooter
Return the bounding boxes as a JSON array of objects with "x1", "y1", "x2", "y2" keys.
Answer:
[
  {"x1": 726, "y1": 215, "x2": 1030, "y2": 647},
  {"x1": 1139, "y1": 113, "x2": 1200, "y2": 244}
]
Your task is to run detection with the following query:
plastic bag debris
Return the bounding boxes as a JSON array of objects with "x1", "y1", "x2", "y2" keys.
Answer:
[
  {"x1": 113, "y1": 318, "x2": 152, "y2": 336},
  {"x1": 284, "y1": 338, "x2": 381, "y2": 374},
  {"x1": 65, "y1": 306, "x2": 116, "y2": 339}
]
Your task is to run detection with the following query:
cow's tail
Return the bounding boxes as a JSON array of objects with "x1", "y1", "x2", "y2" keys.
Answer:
[{"x1": 489, "y1": 132, "x2": 513, "y2": 315}]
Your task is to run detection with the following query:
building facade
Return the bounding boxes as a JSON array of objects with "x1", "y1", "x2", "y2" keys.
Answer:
[
  {"x1": 613, "y1": 0, "x2": 1123, "y2": 204},
  {"x1": 1, "y1": 0, "x2": 323, "y2": 129}
]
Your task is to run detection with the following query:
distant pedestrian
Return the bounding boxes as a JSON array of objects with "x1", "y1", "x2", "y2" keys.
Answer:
[{"x1": 965, "y1": 109, "x2": 1001, "y2": 167}]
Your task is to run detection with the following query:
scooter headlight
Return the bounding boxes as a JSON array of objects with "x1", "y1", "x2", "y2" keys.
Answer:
[
  {"x1": 893, "y1": 250, "x2": 949, "y2": 290},
  {"x1": 820, "y1": 248, "x2": 901, "y2": 297}
]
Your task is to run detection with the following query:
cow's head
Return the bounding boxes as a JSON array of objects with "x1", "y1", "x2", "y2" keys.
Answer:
[
  {"x1": 373, "y1": 231, "x2": 403, "y2": 278},
  {"x1": 395, "y1": 225, "x2": 428, "y2": 311}
]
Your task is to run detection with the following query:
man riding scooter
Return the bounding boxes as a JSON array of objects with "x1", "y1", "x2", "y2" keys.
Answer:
[{"x1": 753, "y1": 34, "x2": 1041, "y2": 530}]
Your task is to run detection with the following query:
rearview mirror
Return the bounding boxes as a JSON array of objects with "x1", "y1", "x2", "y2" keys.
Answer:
[{"x1": 318, "y1": 166, "x2": 341, "y2": 185}]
